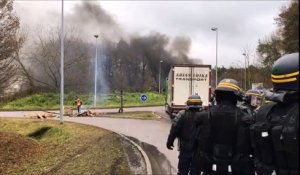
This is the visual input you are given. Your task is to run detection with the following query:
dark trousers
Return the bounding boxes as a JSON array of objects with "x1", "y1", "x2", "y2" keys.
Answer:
[
  {"x1": 178, "y1": 149, "x2": 201, "y2": 175},
  {"x1": 77, "y1": 106, "x2": 81, "y2": 113}
]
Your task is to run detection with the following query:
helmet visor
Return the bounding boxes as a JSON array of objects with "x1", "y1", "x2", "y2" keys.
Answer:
[{"x1": 250, "y1": 96, "x2": 263, "y2": 107}]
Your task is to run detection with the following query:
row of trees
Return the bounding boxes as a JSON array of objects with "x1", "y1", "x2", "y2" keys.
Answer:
[
  {"x1": 21, "y1": 30, "x2": 193, "y2": 93},
  {"x1": 220, "y1": 0, "x2": 299, "y2": 90},
  {"x1": 257, "y1": 0, "x2": 299, "y2": 71},
  {"x1": 211, "y1": 65, "x2": 272, "y2": 90},
  {"x1": 202, "y1": 1, "x2": 298, "y2": 91}
]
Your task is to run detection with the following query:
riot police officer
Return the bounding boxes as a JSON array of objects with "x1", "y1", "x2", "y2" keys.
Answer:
[
  {"x1": 250, "y1": 53, "x2": 299, "y2": 175},
  {"x1": 201, "y1": 78, "x2": 255, "y2": 175},
  {"x1": 166, "y1": 94, "x2": 204, "y2": 175},
  {"x1": 241, "y1": 89, "x2": 264, "y2": 118}
]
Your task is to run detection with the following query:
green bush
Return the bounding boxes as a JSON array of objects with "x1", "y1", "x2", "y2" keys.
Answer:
[{"x1": 0, "y1": 92, "x2": 165, "y2": 110}]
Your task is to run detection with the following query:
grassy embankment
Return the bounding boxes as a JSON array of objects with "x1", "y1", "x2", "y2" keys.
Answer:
[
  {"x1": 0, "y1": 91, "x2": 166, "y2": 110},
  {"x1": 0, "y1": 118, "x2": 132, "y2": 175}
]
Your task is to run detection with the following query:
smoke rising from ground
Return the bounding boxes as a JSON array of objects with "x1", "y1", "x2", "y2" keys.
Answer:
[
  {"x1": 17, "y1": 1, "x2": 203, "y2": 93},
  {"x1": 65, "y1": 2, "x2": 123, "y2": 42},
  {"x1": 169, "y1": 36, "x2": 191, "y2": 58},
  {"x1": 65, "y1": 2, "x2": 201, "y2": 64}
]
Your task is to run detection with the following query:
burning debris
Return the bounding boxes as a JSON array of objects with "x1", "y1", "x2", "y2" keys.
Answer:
[
  {"x1": 24, "y1": 111, "x2": 58, "y2": 119},
  {"x1": 73, "y1": 110, "x2": 106, "y2": 117},
  {"x1": 23, "y1": 110, "x2": 106, "y2": 118},
  {"x1": 77, "y1": 110, "x2": 95, "y2": 117},
  {"x1": 64, "y1": 106, "x2": 73, "y2": 116}
]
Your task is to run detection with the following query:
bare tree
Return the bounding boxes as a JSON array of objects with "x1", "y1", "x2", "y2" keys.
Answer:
[
  {"x1": 0, "y1": 0, "x2": 23, "y2": 94},
  {"x1": 25, "y1": 28, "x2": 91, "y2": 92}
]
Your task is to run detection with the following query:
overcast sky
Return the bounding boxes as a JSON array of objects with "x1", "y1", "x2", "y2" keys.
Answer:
[{"x1": 14, "y1": 0, "x2": 288, "y2": 67}]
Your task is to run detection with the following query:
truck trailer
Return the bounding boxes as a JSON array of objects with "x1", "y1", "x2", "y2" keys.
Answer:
[{"x1": 165, "y1": 64, "x2": 211, "y2": 118}]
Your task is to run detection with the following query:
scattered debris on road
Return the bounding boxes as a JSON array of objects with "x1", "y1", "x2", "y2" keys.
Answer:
[
  {"x1": 24, "y1": 111, "x2": 58, "y2": 119},
  {"x1": 73, "y1": 110, "x2": 106, "y2": 117},
  {"x1": 64, "y1": 106, "x2": 73, "y2": 116},
  {"x1": 76, "y1": 110, "x2": 94, "y2": 117}
]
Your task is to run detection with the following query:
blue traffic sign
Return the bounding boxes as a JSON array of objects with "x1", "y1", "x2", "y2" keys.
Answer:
[{"x1": 140, "y1": 94, "x2": 148, "y2": 102}]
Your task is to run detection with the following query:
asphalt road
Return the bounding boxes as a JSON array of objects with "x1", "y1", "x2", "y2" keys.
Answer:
[{"x1": 0, "y1": 106, "x2": 179, "y2": 174}]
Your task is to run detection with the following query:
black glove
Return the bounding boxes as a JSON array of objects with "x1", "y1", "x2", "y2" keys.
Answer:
[{"x1": 166, "y1": 140, "x2": 174, "y2": 150}]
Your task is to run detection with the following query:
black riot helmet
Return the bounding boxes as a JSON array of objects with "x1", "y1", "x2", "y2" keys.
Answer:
[
  {"x1": 215, "y1": 78, "x2": 242, "y2": 103},
  {"x1": 215, "y1": 78, "x2": 241, "y2": 94},
  {"x1": 186, "y1": 94, "x2": 202, "y2": 110},
  {"x1": 271, "y1": 53, "x2": 299, "y2": 92}
]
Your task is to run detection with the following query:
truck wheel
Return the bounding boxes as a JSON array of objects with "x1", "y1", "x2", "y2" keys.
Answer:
[{"x1": 166, "y1": 105, "x2": 173, "y2": 115}]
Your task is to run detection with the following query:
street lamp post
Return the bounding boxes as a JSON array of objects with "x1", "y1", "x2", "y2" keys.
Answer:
[
  {"x1": 94, "y1": 35, "x2": 99, "y2": 108},
  {"x1": 211, "y1": 27, "x2": 218, "y2": 87},
  {"x1": 159, "y1": 60, "x2": 163, "y2": 93},
  {"x1": 242, "y1": 53, "x2": 247, "y2": 90},
  {"x1": 60, "y1": 0, "x2": 64, "y2": 124}
]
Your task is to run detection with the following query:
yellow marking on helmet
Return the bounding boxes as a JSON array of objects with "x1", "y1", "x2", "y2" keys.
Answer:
[
  {"x1": 272, "y1": 77, "x2": 297, "y2": 83},
  {"x1": 245, "y1": 92, "x2": 263, "y2": 96},
  {"x1": 188, "y1": 99, "x2": 202, "y2": 103},
  {"x1": 218, "y1": 82, "x2": 240, "y2": 90},
  {"x1": 271, "y1": 71, "x2": 299, "y2": 79},
  {"x1": 217, "y1": 84, "x2": 240, "y2": 91}
]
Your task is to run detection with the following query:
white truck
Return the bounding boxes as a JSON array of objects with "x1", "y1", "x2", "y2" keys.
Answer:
[{"x1": 165, "y1": 64, "x2": 212, "y2": 118}]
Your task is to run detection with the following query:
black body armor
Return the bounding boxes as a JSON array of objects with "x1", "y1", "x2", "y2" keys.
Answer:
[
  {"x1": 201, "y1": 101, "x2": 254, "y2": 175},
  {"x1": 250, "y1": 101, "x2": 299, "y2": 175}
]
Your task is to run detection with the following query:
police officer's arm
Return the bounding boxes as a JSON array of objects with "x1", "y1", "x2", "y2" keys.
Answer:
[
  {"x1": 172, "y1": 110, "x2": 185, "y2": 124},
  {"x1": 167, "y1": 110, "x2": 185, "y2": 150},
  {"x1": 240, "y1": 110, "x2": 255, "y2": 126},
  {"x1": 238, "y1": 110, "x2": 257, "y2": 163}
]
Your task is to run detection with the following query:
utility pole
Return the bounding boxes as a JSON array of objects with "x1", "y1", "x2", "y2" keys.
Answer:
[
  {"x1": 94, "y1": 35, "x2": 99, "y2": 108},
  {"x1": 242, "y1": 53, "x2": 247, "y2": 90},
  {"x1": 159, "y1": 60, "x2": 163, "y2": 93},
  {"x1": 59, "y1": 0, "x2": 64, "y2": 124},
  {"x1": 211, "y1": 27, "x2": 218, "y2": 87}
]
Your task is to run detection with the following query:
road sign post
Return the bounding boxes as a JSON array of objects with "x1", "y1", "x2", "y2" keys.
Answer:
[{"x1": 118, "y1": 90, "x2": 124, "y2": 113}]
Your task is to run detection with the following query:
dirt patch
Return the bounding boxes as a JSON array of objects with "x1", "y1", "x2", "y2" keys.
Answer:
[
  {"x1": 27, "y1": 126, "x2": 52, "y2": 139},
  {"x1": 0, "y1": 132, "x2": 45, "y2": 174}
]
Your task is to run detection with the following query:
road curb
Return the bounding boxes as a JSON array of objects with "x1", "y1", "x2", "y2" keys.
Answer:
[{"x1": 116, "y1": 133, "x2": 152, "y2": 175}]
